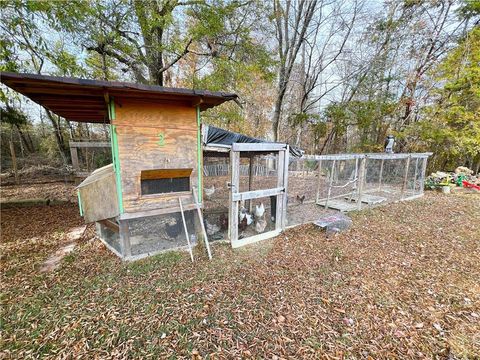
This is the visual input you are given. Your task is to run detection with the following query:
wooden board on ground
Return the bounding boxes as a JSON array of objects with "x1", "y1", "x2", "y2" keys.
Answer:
[
  {"x1": 347, "y1": 194, "x2": 387, "y2": 205},
  {"x1": 317, "y1": 199, "x2": 359, "y2": 212}
]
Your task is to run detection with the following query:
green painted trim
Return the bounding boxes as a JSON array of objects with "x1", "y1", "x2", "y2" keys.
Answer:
[
  {"x1": 77, "y1": 190, "x2": 84, "y2": 216},
  {"x1": 108, "y1": 99, "x2": 124, "y2": 214},
  {"x1": 109, "y1": 99, "x2": 116, "y2": 120},
  {"x1": 196, "y1": 106, "x2": 202, "y2": 202}
]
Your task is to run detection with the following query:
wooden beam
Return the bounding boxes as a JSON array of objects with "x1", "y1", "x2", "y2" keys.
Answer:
[
  {"x1": 232, "y1": 143, "x2": 286, "y2": 152},
  {"x1": 232, "y1": 187, "x2": 284, "y2": 202},
  {"x1": 98, "y1": 219, "x2": 119, "y2": 232},
  {"x1": 69, "y1": 141, "x2": 111, "y2": 148}
]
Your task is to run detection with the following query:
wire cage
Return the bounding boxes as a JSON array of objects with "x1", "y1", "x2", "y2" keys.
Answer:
[
  {"x1": 309, "y1": 153, "x2": 430, "y2": 212},
  {"x1": 202, "y1": 150, "x2": 282, "y2": 242},
  {"x1": 283, "y1": 153, "x2": 430, "y2": 227}
]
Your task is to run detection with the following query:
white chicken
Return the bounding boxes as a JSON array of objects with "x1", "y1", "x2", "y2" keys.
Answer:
[
  {"x1": 239, "y1": 206, "x2": 254, "y2": 226},
  {"x1": 254, "y1": 203, "x2": 265, "y2": 219},
  {"x1": 204, "y1": 185, "x2": 215, "y2": 199}
]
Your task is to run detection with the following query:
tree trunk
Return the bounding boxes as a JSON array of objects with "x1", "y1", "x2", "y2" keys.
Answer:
[{"x1": 46, "y1": 110, "x2": 68, "y2": 164}]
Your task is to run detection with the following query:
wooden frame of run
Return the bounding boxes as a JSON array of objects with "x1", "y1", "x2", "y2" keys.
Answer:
[{"x1": 229, "y1": 143, "x2": 289, "y2": 249}]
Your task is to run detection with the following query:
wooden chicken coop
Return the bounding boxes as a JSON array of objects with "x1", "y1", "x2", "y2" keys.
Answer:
[{"x1": 1, "y1": 72, "x2": 237, "y2": 260}]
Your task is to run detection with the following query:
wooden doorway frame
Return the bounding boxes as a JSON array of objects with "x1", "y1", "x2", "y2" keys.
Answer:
[{"x1": 229, "y1": 143, "x2": 289, "y2": 248}]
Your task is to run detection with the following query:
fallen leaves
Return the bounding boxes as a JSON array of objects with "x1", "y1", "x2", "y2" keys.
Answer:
[{"x1": 1, "y1": 191, "x2": 479, "y2": 358}]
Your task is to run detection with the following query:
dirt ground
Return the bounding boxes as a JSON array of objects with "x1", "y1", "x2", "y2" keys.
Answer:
[{"x1": 1, "y1": 188, "x2": 479, "y2": 358}]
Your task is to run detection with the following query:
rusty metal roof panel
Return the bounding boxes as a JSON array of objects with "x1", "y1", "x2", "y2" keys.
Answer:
[{"x1": 0, "y1": 72, "x2": 238, "y2": 123}]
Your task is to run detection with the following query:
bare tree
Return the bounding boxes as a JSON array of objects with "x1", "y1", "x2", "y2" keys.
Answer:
[{"x1": 272, "y1": 0, "x2": 318, "y2": 141}]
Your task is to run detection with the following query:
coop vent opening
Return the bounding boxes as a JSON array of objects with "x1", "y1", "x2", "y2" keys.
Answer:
[{"x1": 141, "y1": 169, "x2": 192, "y2": 195}]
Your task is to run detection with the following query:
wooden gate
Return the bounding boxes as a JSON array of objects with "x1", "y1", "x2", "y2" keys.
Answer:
[{"x1": 229, "y1": 143, "x2": 289, "y2": 248}]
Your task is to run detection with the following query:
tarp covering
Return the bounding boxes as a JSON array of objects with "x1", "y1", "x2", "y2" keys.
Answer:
[{"x1": 204, "y1": 125, "x2": 304, "y2": 157}]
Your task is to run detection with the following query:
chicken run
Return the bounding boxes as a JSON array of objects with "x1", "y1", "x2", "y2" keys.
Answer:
[{"x1": 202, "y1": 151, "x2": 432, "y2": 249}]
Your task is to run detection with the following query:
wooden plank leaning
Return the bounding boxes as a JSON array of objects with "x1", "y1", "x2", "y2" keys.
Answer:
[
  {"x1": 178, "y1": 197, "x2": 194, "y2": 263},
  {"x1": 192, "y1": 187, "x2": 212, "y2": 260}
]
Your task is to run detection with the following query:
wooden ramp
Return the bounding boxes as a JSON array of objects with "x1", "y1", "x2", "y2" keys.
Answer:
[
  {"x1": 347, "y1": 194, "x2": 387, "y2": 205},
  {"x1": 318, "y1": 194, "x2": 387, "y2": 212}
]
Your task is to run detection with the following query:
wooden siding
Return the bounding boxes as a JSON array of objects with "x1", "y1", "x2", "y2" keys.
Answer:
[{"x1": 113, "y1": 99, "x2": 198, "y2": 214}]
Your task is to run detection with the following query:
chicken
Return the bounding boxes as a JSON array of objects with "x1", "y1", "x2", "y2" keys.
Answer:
[
  {"x1": 239, "y1": 206, "x2": 248, "y2": 221},
  {"x1": 239, "y1": 206, "x2": 253, "y2": 226},
  {"x1": 238, "y1": 216, "x2": 248, "y2": 232},
  {"x1": 219, "y1": 213, "x2": 228, "y2": 231},
  {"x1": 255, "y1": 218, "x2": 267, "y2": 233},
  {"x1": 254, "y1": 203, "x2": 265, "y2": 219},
  {"x1": 204, "y1": 185, "x2": 215, "y2": 199},
  {"x1": 296, "y1": 194, "x2": 306, "y2": 204},
  {"x1": 205, "y1": 219, "x2": 220, "y2": 236},
  {"x1": 165, "y1": 217, "x2": 182, "y2": 238}
]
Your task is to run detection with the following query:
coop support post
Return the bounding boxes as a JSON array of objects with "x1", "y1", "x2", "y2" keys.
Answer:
[
  {"x1": 357, "y1": 157, "x2": 366, "y2": 210},
  {"x1": 196, "y1": 106, "x2": 203, "y2": 203},
  {"x1": 401, "y1": 155, "x2": 411, "y2": 199},
  {"x1": 378, "y1": 158, "x2": 384, "y2": 190},
  {"x1": 119, "y1": 219, "x2": 131, "y2": 258},
  {"x1": 108, "y1": 98, "x2": 124, "y2": 214},
  {"x1": 315, "y1": 159, "x2": 323, "y2": 204},
  {"x1": 325, "y1": 159, "x2": 336, "y2": 210},
  {"x1": 178, "y1": 198, "x2": 194, "y2": 263}
]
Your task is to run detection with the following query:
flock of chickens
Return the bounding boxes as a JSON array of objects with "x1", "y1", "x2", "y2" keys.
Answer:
[{"x1": 204, "y1": 184, "x2": 269, "y2": 237}]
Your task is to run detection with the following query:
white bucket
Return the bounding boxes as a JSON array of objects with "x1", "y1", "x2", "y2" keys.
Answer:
[{"x1": 441, "y1": 186, "x2": 451, "y2": 194}]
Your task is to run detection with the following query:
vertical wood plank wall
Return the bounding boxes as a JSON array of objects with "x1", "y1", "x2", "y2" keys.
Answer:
[{"x1": 112, "y1": 99, "x2": 198, "y2": 213}]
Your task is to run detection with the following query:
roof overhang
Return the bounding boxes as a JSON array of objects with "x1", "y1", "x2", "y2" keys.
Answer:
[{"x1": 0, "y1": 72, "x2": 238, "y2": 124}]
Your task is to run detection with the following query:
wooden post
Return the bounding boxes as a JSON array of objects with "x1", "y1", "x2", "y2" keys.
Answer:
[
  {"x1": 229, "y1": 150, "x2": 240, "y2": 245},
  {"x1": 247, "y1": 154, "x2": 254, "y2": 213},
  {"x1": 420, "y1": 157, "x2": 428, "y2": 195},
  {"x1": 281, "y1": 146, "x2": 289, "y2": 230},
  {"x1": 413, "y1": 158, "x2": 419, "y2": 193},
  {"x1": 357, "y1": 157, "x2": 366, "y2": 210},
  {"x1": 325, "y1": 159, "x2": 336, "y2": 210},
  {"x1": 378, "y1": 158, "x2": 384, "y2": 190},
  {"x1": 178, "y1": 198, "x2": 194, "y2": 263},
  {"x1": 275, "y1": 150, "x2": 285, "y2": 231},
  {"x1": 119, "y1": 220, "x2": 131, "y2": 258},
  {"x1": 9, "y1": 139, "x2": 19, "y2": 185},
  {"x1": 401, "y1": 156, "x2": 411, "y2": 199},
  {"x1": 315, "y1": 159, "x2": 323, "y2": 204},
  {"x1": 69, "y1": 144, "x2": 80, "y2": 173}
]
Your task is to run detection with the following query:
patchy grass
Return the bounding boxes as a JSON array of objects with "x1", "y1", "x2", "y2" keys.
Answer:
[{"x1": 1, "y1": 192, "x2": 479, "y2": 358}]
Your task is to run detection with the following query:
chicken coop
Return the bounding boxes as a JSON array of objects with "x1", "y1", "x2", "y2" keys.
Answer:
[
  {"x1": 1, "y1": 72, "x2": 434, "y2": 261},
  {"x1": 1, "y1": 72, "x2": 237, "y2": 260}
]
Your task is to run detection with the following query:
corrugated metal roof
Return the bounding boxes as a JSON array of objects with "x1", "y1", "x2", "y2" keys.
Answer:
[{"x1": 0, "y1": 72, "x2": 238, "y2": 123}]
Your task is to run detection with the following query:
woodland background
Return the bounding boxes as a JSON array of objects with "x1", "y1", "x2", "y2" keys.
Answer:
[{"x1": 1, "y1": 0, "x2": 479, "y2": 173}]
